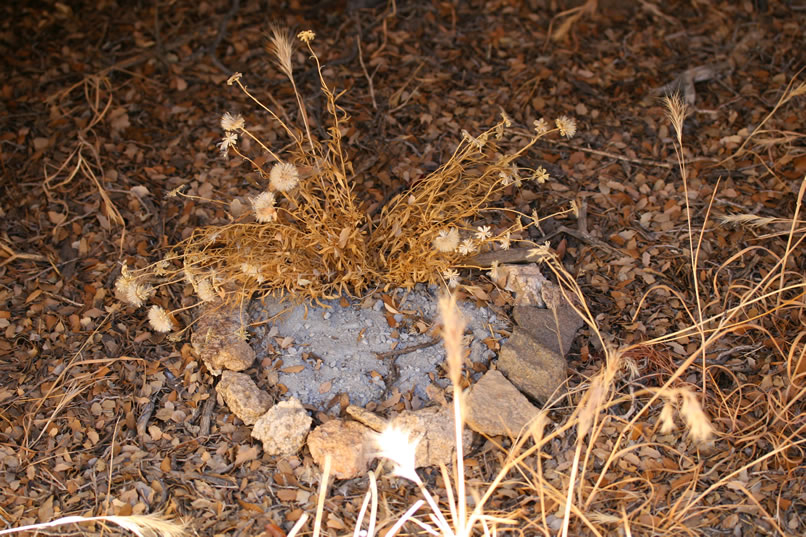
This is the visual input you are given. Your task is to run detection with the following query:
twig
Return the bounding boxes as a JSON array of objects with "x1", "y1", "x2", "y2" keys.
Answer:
[{"x1": 374, "y1": 338, "x2": 440, "y2": 359}]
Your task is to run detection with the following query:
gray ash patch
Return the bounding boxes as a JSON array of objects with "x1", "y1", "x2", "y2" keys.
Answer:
[{"x1": 247, "y1": 285, "x2": 509, "y2": 409}]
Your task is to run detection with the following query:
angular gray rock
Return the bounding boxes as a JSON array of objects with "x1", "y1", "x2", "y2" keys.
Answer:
[
  {"x1": 307, "y1": 419, "x2": 374, "y2": 479},
  {"x1": 191, "y1": 306, "x2": 255, "y2": 375},
  {"x1": 388, "y1": 406, "x2": 472, "y2": 468},
  {"x1": 216, "y1": 371, "x2": 273, "y2": 425},
  {"x1": 465, "y1": 369, "x2": 540, "y2": 437},
  {"x1": 497, "y1": 326, "x2": 567, "y2": 403},
  {"x1": 251, "y1": 397, "x2": 312, "y2": 456},
  {"x1": 512, "y1": 301, "x2": 584, "y2": 358}
]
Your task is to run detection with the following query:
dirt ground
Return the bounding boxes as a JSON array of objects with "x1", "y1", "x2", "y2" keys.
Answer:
[{"x1": 1, "y1": 0, "x2": 804, "y2": 536}]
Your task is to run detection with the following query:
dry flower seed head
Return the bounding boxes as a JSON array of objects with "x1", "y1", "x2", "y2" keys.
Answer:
[
  {"x1": 475, "y1": 225, "x2": 492, "y2": 241},
  {"x1": 297, "y1": 30, "x2": 315, "y2": 43},
  {"x1": 488, "y1": 260, "x2": 501, "y2": 280},
  {"x1": 533, "y1": 118, "x2": 549, "y2": 134},
  {"x1": 556, "y1": 115, "x2": 577, "y2": 138},
  {"x1": 443, "y1": 268, "x2": 460, "y2": 288},
  {"x1": 240, "y1": 262, "x2": 265, "y2": 283},
  {"x1": 499, "y1": 169, "x2": 514, "y2": 186},
  {"x1": 196, "y1": 278, "x2": 217, "y2": 302},
  {"x1": 499, "y1": 232, "x2": 511, "y2": 250},
  {"x1": 458, "y1": 239, "x2": 477, "y2": 255},
  {"x1": 226, "y1": 72, "x2": 242, "y2": 85},
  {"x1": 375, "y1": 426, "x2": 420, "y2": 482},
  {"x1": 269, "y1": 162, "x2": 300, "y2": 192},
  {"x1": 570, "y1": 199, "x2": 579, "y2": 218},
  {"x1": 500, "y1": 110, "x2": 512, "y2": 127},
  {"x1": 533, "y1": 166, "x2": 550, "y2": 184},
  {"x1": 251, "y1": 191, "x2": 277, "y2": 223},
  {"x1": 433, "y1": 228, "x2": 460, "y2": 253},
  {"x1": 217, "y1": 132, "x2": 238, "y2": 156},
  {"x1": 220, "y1": 112, "x2": 245, "y2": 132},
  {"x1": 148, "y1": 305, "x2": 173, "y2": 333}
]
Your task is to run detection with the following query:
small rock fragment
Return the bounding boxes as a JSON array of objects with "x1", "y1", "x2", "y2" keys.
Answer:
[
  {"x1": 513, "y1": 301, "x2": 584, "y2": 358},
  {"x1": 499, "y1": 264, "x2": 549, "y2": 307},
  {"x1": 251, "y1": 397, "x2": 312, "y2": 456},
  {"x1": 191, "y1": 306, "x2": 255, "y2": 375},
  {"x1": 345, "y1": 405, "x2": 387, "y2": 432},
  {"x1": 216, "y1": 371, "x2": 273, "y2": 425},
  {"x1": 307, "y1": 419, "x2": 374, "y2": 479},
  {"x1": 465, "y1": 369, "x2": 540, "y2": 437},
  {"x1": 497, "y1": 327, "x2": 566, "y2": 403},
  {"x1": 388, "y1": 406, "x2": 472, "y2": 468}
]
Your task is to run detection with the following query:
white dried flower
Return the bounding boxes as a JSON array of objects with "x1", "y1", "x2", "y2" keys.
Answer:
[
  {"x1": 533, "y1": 118, "x2": 549, "y2": 134},
  {"x1": 556, "y1": 115, "x2": 577, "y2": 138},
  {"x1": 499, "y1": 170, "x2": 514, "y2": 186},
  {"x1": 475, "y1": 225, "x2": 492, "y2": 241},
  {"x1": 533, "y1": 166, "x2": 550, "y2": 184},
  {"x1": 251, "y1": 191, "x2": 277, "y2": 223},
  {"x1": 269, "y1": 162, "x2": 300, "y2": 192},
  {"x1": 432, "y1": 228, "x2": 460, "y2": 253},
  {"x1": 148, "y1": 305, "x2": 173, "y2": 333},
  {"x1": 220, "y1": 112, "x2": 245, "y2": 132},
  {"x1": 458, "y1": 239, "x2": 477, "y2": 256},
  {"x1": 217, "y1": 132, "x2": 238, "y2": 155},
  {"x1": 443, "y1": 268, "x2": 460, "y2": 288}
]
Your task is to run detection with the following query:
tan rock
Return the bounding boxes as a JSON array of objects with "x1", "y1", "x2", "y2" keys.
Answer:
[
  {"x1": 251, "y1": 397, "x2": 311, "y2": 456},
  {"x1": 465, "y1": 369, "x2": 540, "y2": 437},
  {"x1": 497, "y1": 326, "x2": 566, "y2": 403},
  {"x1": 388, "y1": 406, "x2": 472, "y2": 469},
  {"x1": 191, "y1": 306, "x2": 255, "y2": 375},
  {"x1": 307, "y1": 419, "x2": 374, "y2": 479},
  {"x1": 216, "y1": 371, "x2": 273, "y2": 425},
  {"x1": 345, "y1": 405, "x2": 387, "y2": 432}
]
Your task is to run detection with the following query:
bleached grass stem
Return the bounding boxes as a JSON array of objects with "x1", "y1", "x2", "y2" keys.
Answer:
[
  {"x1": 0, "y1": 514, "x2": 186, "y2": 537},
  {"x1": 312, "y1": 454, "x2": 330, "y2": 537}
]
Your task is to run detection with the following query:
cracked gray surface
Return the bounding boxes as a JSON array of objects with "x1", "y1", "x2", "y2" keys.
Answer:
[{"x1": 248, "y1": 285, "x2": 509, "y2": 409}]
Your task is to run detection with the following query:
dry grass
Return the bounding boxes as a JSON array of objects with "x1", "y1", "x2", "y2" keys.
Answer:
[
  {"x1": 287, "y1": 85, "x2": 804, "y2": 536},
  {"x1": 102, "y1": 28, "x2": 805, "y2": 537},
  {"x1": 114, "y1": 29, "x2": 575, "y2": 334}
]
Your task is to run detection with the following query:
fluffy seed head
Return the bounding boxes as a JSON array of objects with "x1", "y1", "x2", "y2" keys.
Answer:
[
  {"x1": 220, "y1": 112, "x2": 245, "y2": 132},
  {"x1": 556, "y1": 115, "x2": 577, "y2": 138},
  {"x1": 196, "y1": 278, "x2": 218, "y2": 303},
  {"x1": 374, "y1": 426, "x2": 420, "y2": 482},
  {"x1": 433, "y1": 228, "x2": 459, "y2": 253},
  {"x1": 148, "y1": 305, "x2": 173, "y2": 333},
  {"x1": 269, "y1": 162, "x2": 300, "y2": 192},
  {"x1": 115, "y1": 275, "x2": 153, "y2": 308},
  {"x1": 251, "y1": 191, "x2": 277, "y2": 223}
]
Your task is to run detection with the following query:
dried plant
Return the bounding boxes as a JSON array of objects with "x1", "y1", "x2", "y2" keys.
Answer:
[{"x1": 116, "y1": 28, "x2": 574, "y2": 335}]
